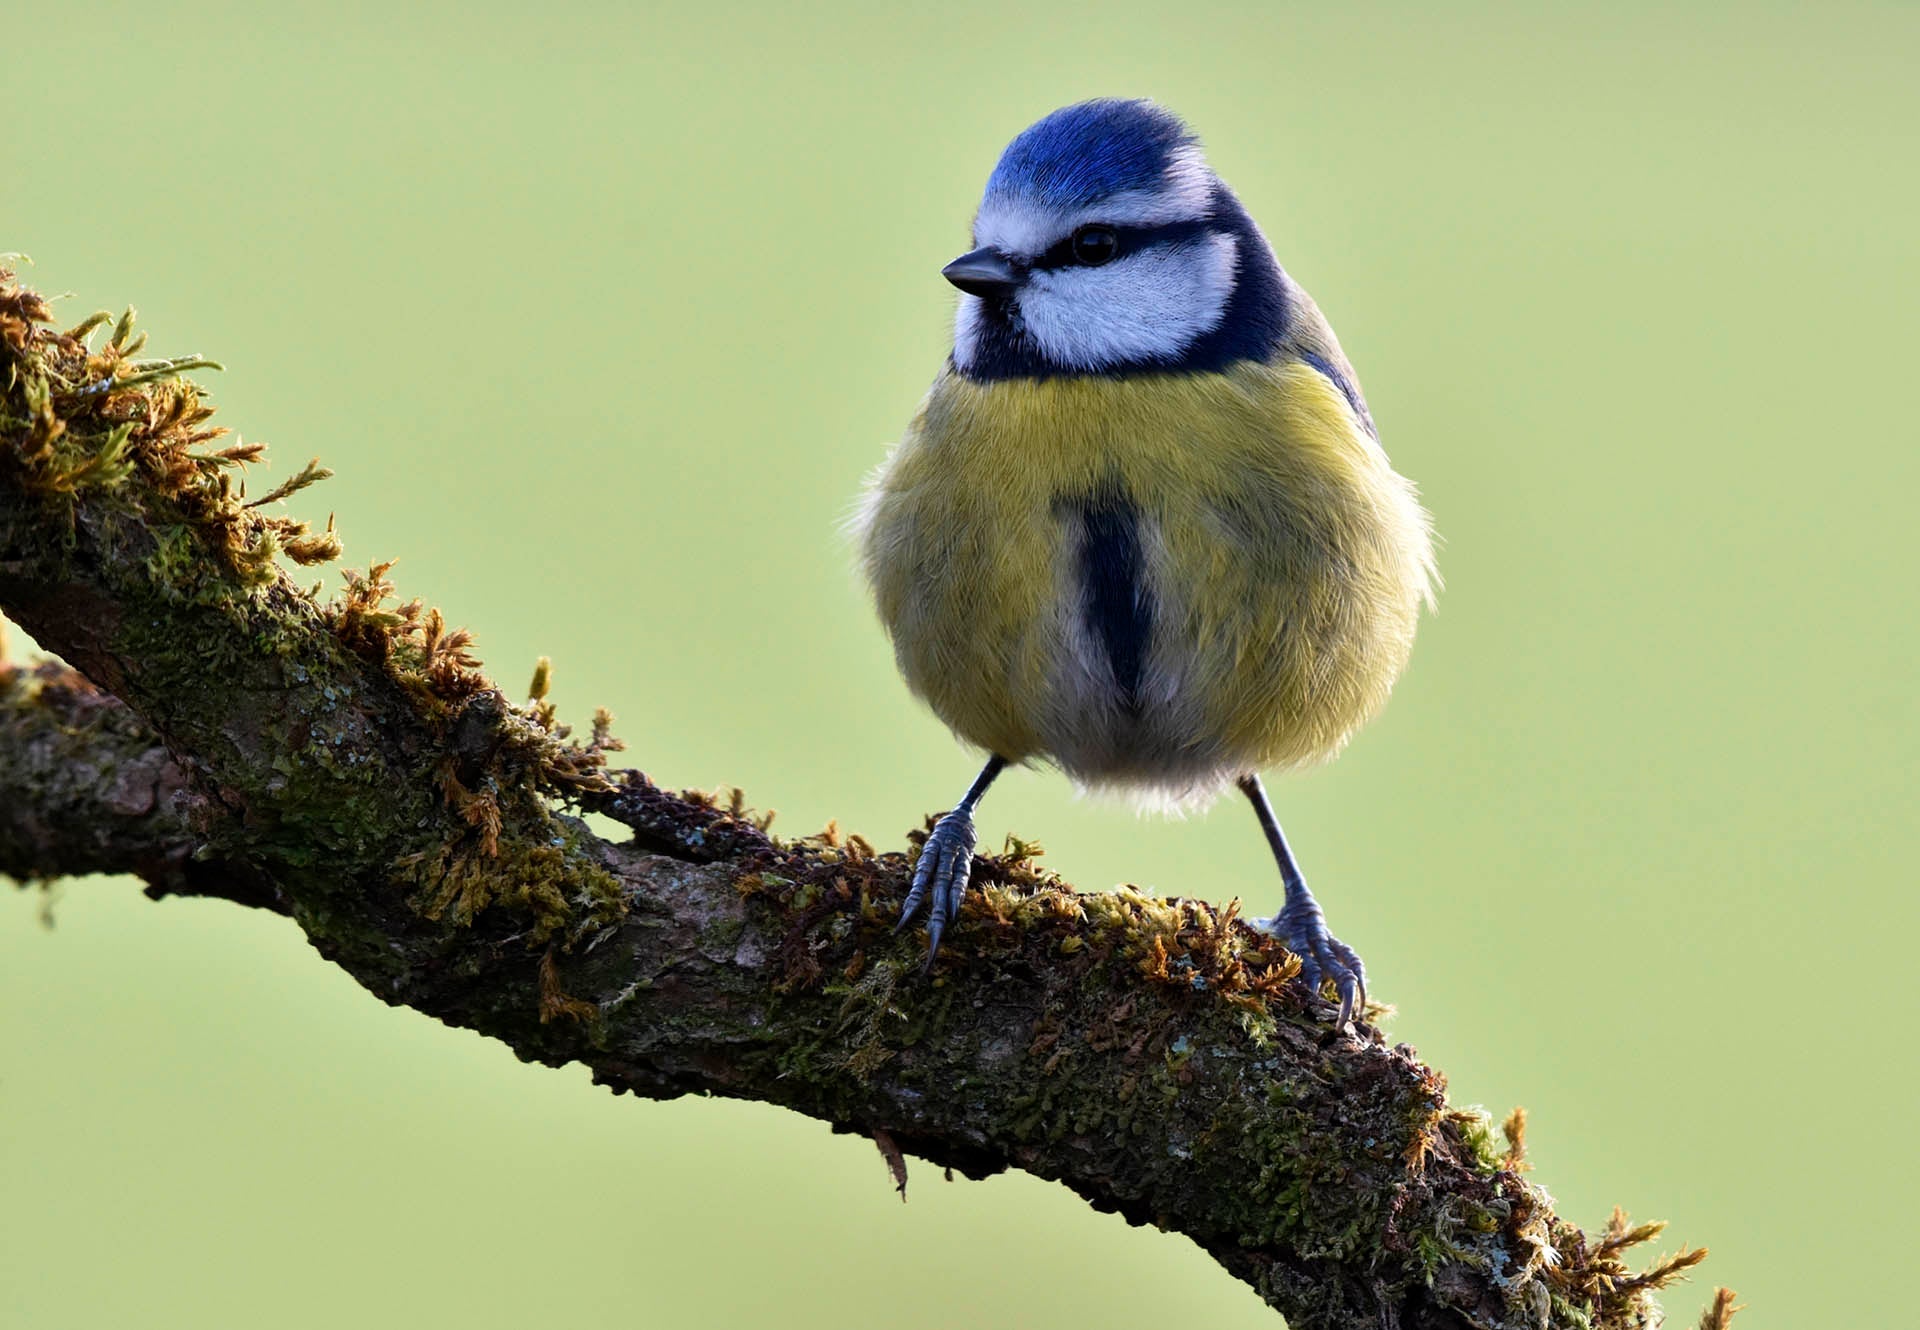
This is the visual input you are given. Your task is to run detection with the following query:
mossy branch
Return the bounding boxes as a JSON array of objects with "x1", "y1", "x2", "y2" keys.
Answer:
[{"x1": 0, "y1": 262, "x2": 1732, "y2": 1330}]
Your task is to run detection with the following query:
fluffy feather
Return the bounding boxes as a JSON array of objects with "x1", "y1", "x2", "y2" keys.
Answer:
[
  {"x1": 856, "y1": 354, "x2": 1436, "y2": 807},
  {"x1": 858, "y1": 98, "x2": 1434, "y2": 810}
]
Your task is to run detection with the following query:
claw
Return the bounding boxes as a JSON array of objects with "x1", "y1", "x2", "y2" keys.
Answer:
[
  {"x1": 1253, "y1": 898, "x2": 1368, "y2": 1031},
  {"x1": 1327, "y1": 937, "x2": 1368, "y2": 1025},
  {"x1": 898, "y1": 808, "x2": 978, "y2": 968},
  {"x1": 925, "y1": 866, "x2": 949, "y2": 963},
  {"x1": 896, "y1": 857, "x2": 934, "y2": 935}
]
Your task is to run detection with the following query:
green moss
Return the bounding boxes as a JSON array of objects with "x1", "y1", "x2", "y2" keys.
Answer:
[
  {"x1": 1548, "y1": 1293, "x2": 1599, "y2": 1330},
  {"x1": 1451, "y1": 1106, "x2": 1507, "y2": 1176},
  {"x1": 1, "y1": 263, "x2": 631, "y2": 961},
  {"x1": 698, "y1": 914, "x2": 746, "y2": 953},
  {"x1": 403, "y1": 813, "x2": 624, "y2": 944}
]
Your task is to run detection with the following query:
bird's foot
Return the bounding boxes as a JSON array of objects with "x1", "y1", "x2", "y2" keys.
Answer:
[
  {"x1": 1251, "y1": 898, "x2": 1368, "y2": 1030},
  {"x1": 896, "y1": 808, "x2": 979, "y2": 968}
]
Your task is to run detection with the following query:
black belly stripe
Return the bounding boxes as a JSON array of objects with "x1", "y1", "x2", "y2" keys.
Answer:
[{"x1": 1076, "y1": 497, "x2": 1153, "y2": 711}]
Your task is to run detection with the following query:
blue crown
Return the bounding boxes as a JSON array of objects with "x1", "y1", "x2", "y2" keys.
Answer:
[{"x1": 984, "y1": 99, "x2": 1199, "y2": 208}]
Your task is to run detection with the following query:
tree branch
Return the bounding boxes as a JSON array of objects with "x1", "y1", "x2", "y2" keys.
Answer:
[
  {"x1": 0, "y1": 263, "x2": 1727, "y2": 1330},
  {"x1": 0, "y1": 654, "x2": 278, "y2": 909}
]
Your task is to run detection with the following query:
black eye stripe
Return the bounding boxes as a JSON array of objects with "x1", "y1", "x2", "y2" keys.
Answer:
[{"x1": 1028, "y1": 218, "x2": 1216, "y2": 272}]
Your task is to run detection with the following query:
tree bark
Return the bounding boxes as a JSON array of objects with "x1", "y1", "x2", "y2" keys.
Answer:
[{"x1": 0, "y1": 263, "x2": 1723, "y2": 1330}]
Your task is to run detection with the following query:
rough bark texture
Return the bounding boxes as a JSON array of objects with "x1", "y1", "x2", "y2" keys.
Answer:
[{"x1": 0, "y1": 265, "x2": 1725, "y2": 1330}]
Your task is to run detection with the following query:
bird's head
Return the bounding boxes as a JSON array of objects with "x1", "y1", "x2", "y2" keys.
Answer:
[{"x1": 947, "y1": 99, "x2": 1286, "y2": 381}]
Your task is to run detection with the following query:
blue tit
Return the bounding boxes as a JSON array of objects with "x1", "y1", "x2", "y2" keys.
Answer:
[{"x1": 855, "y1": 99, "x2": 1436, "y2": 1027}]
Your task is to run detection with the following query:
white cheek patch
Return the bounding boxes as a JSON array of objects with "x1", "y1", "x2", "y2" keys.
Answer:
[
  {"x1": 1018, "y1": 230, "x2": 1237, "y2": 371},
  {"x1": 952, "y1": 295, "x2": 988, "y2": 373}
]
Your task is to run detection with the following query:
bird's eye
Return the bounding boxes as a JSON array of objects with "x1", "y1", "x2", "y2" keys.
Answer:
[{"x1": 1071, "y1": 226, "x2": 1118, "y2": 266}]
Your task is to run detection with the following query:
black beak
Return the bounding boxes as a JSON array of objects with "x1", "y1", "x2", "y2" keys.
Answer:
[{"x1": 942, "y1": 247, "x2": 1021, "y2": 298}]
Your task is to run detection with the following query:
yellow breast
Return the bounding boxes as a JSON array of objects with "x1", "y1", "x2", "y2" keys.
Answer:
[{"x1": 856, "y1": 358, "x2": 1435, "y2": 801}]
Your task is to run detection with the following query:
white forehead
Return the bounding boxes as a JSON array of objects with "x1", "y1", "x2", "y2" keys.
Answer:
[{"x1": 971, "y1": 145, "x2": 1215, "y2": 257}]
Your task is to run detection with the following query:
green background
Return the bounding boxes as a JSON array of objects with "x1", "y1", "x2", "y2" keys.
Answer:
[{"x1": 5, "y1": 3, "x2": 1915, "y2": 1326}]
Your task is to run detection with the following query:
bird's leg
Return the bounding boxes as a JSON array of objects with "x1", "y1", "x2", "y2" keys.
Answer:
[
  {"x1": 1238, "y1": 774, "x2": 1368, "y2": 1029},
  {"x1": 897, "y1": 755, "x2": 1006, "y2": 967}
]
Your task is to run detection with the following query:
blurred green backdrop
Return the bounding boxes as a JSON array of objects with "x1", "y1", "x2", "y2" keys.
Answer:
[{"x1": 5, "y1": 2, "x2": 1916, "y2": 1326}]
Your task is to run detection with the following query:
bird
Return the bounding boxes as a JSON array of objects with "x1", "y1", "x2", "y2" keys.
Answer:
[{"x1": 854, "y1": 98, "x2": 1436, "y2": 1028}]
